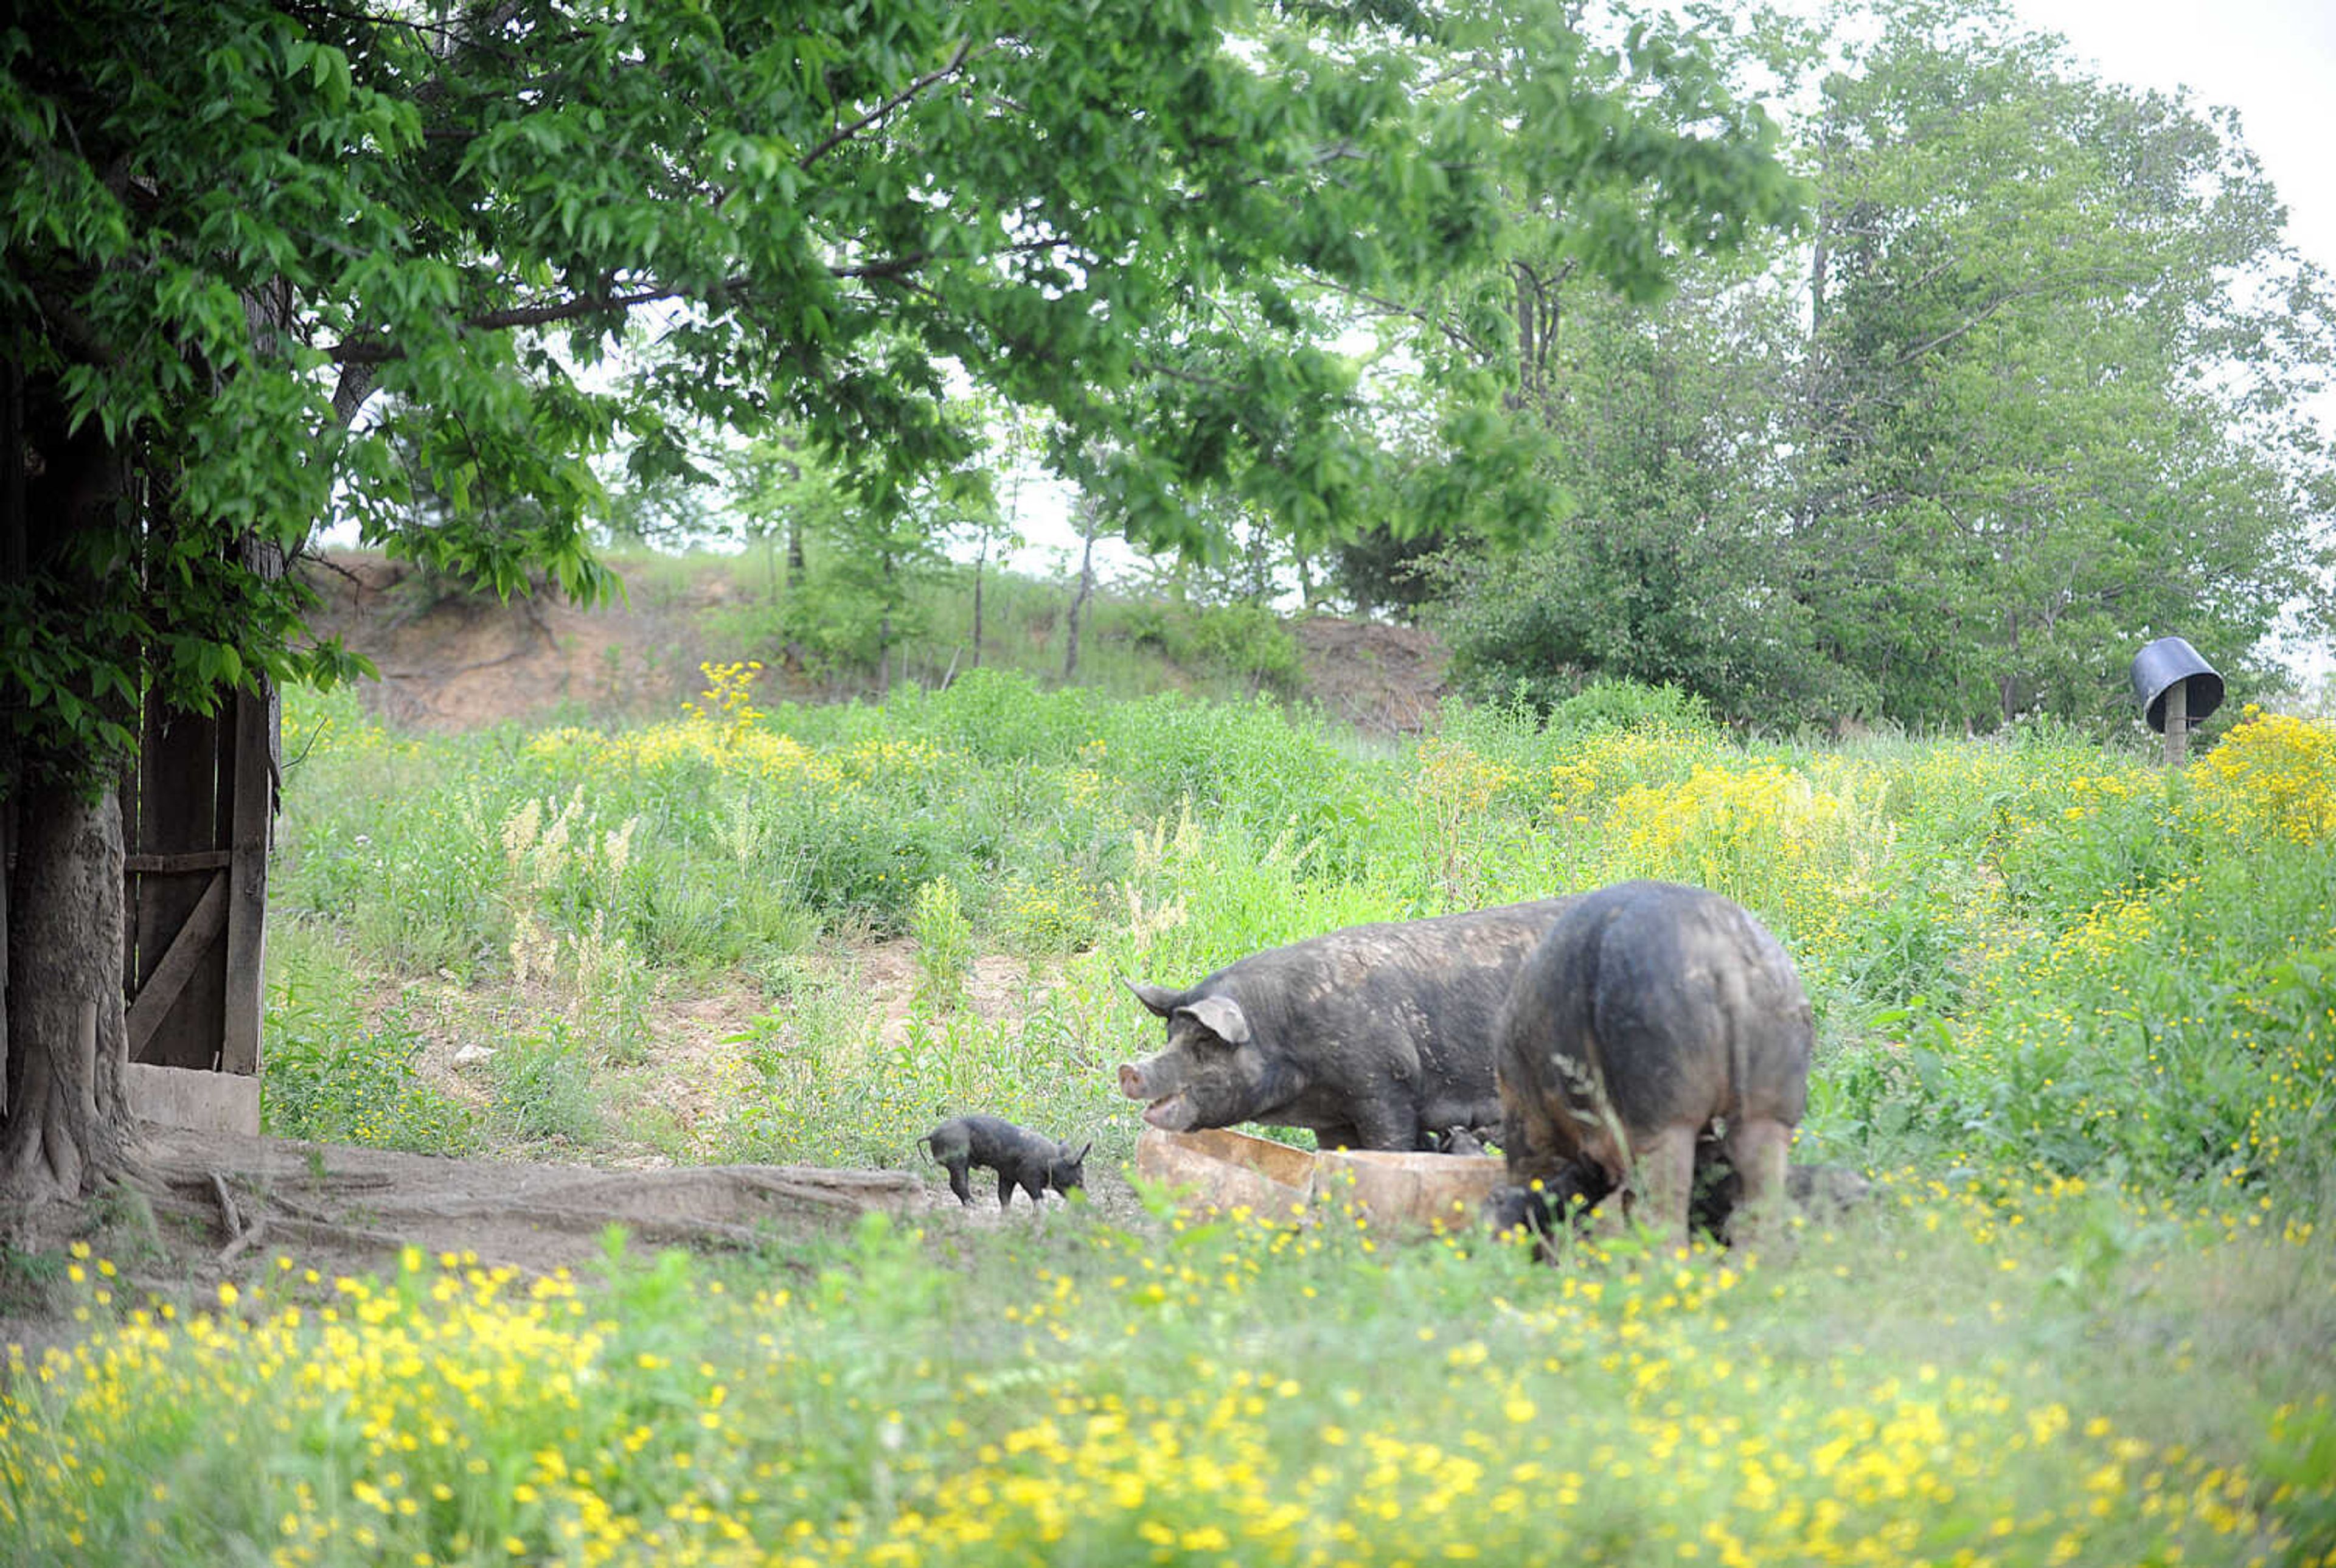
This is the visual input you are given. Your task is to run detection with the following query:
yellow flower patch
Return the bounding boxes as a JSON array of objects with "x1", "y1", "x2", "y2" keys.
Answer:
[{"x1": 2189, "y1": 706, "x2": 2336, "y2": 845}]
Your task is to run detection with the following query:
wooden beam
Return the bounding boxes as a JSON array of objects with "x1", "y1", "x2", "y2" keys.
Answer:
[
  {"x1": 220, "y1": 684, "x2": 271, "y2": 1076},
  {"x1": 124, "y1": 850, "x2": 234, "y2": 875},
  {"x1": 126, "y1": 871, "x2": 228, "y2": 1061}
]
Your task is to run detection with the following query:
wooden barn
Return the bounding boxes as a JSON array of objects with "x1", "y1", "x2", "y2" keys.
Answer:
[{"x1": 116, "y1": 676, "x2": 275, "y2": 1136}]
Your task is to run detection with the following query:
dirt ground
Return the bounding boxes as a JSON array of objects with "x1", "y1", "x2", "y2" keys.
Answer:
[
  {"x1": 297, "y1": 552, "x2": 1450, "y2": 733},
  {"x1": 0, "y1": 938, "x2": 1132, "y2": 1360},
  {"x1": 0, "y1": 1120, "x2": 1130, "y2": 1362}
]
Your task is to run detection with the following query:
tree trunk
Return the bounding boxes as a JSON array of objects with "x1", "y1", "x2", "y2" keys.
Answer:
[
  {"x1": 1063, "y1": 501, "x2": 1099, "y2": 682},
  {"x1": 970, "y1": 534, "x2": 989, "y2": 670},
  {"x1": 877, "y1": 551, "x2": 894, "y2": 698},
  {"x1": 2, "y1": 350, "x2": 141, "y2": 1202},
  {"x1": 1, "y1": 785, "x2": 133, "y2": 1200}
]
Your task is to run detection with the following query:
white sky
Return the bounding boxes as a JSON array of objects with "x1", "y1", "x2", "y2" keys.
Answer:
[
  {"x1": 2012, "y1": 0, "x2": 2336, "y2": 285},
  {"x1": 2007, "y1": 0, "x2": 2336, "y2": 678}
]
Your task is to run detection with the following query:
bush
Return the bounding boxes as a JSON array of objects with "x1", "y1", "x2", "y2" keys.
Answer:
[
  {"x1": 1119, "y1": 600, "x2": 1304, "y2": 693},
  {"x1": 1548, "y1": 676, "x2": 1716, "y2": 737},
  {"x1": 483, "y1": 1020, "x2": 603, "y2": 1147}
]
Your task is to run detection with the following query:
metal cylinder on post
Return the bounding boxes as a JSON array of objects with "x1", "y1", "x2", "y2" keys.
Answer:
[{"x1": 2129, "y1": 636, "x2": 2223, "y2": 768}]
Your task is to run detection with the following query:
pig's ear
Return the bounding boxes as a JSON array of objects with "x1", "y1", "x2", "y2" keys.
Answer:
[
  {"x1": 1072, "y1": 1141, "x2": 1093, "y2": 1164},
  {"x1": 1124, "y1": 977, "x2": 1185, "y2": 1017},
  {"x1": 1177, "y1": 994, "x2": 1251, "y2": 1045}
]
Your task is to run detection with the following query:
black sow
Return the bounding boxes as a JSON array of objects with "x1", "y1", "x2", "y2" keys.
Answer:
[{"x1": 1494, "y1": 881, "x2": 1812, "y2": 1250}]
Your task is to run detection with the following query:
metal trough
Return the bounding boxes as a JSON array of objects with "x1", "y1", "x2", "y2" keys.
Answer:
[{"x1": 1135, "y1": 1125, "x2": 1506, "y2": 1229}]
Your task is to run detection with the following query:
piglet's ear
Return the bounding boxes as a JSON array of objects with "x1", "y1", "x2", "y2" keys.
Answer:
[
  {"x1": 1073, "y1": 1141, "x2": 1093, "y2": 1163},
  {"x1": 1176, "y1": 994, "x2": 1251, "y2": 1045},
  {"x1": 1124, "y1": 977, "x2": 1184, "y2": 1017}
]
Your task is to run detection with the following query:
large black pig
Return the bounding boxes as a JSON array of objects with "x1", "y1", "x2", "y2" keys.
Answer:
[
  {"x1": 1494, "y1": 880, "x2": 1812, "y2": 1249},
  {"x1": 1118, "y1": 898, "x2": 1577, "y2": 1151}
]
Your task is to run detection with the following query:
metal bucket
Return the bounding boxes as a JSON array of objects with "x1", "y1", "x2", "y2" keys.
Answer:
[{"x1": 2129, "y1": 636, "x2": 2223, "y2": 733}]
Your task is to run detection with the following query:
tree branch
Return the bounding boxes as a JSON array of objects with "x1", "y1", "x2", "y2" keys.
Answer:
[
  {"x1": 327, "y1": 279, "x2": 717, "y2": 363},
  {"x1": 801, "y1": 40, "x2": 977, "y2": 169},
  {"x1": 1886, "y1": 268, "x2": 2154, "y2": 370},
  {"x1": 1305, "y1": 273, "x2": 1496, "y2": 363},
  {"x1": 327, "y1": 232, "x2": 1084, "y2": 364}
]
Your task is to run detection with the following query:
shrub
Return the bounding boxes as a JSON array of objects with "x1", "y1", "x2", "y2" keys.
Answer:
[
  {"x1": 1548, "y1": 676, "x2": 1716, "y2": 737},
  {"x1": 483, "y1": 1020, "x2": 603, "y2": 1147},
  {"x1": 911, "y1": 875, "x2": 976, "y2": 1006}
]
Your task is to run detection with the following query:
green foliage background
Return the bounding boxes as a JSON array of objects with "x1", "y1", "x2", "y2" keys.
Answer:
[{"x1": 1409, "y1": 0, "x2": 2336, "y2": 732}]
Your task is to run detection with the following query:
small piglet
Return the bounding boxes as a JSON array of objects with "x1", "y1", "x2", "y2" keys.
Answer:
[
  {"x1": 1426, "y1": 1124, "x2": 1494, "y2": 1157},
  {"x1": 919, "y1": 1114, "x2": 1091, "y2": 1208}
]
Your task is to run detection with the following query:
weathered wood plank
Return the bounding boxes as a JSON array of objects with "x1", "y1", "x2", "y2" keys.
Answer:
[
  {"x1": 130, "y1": 704, "x2": 227, "y2": 1069},
  {"x1": 220, "y1": 683, "x2": 272, "y2": 1076},
  {"x1": 124, "y1": 850, "x2": 235, "y2": 874},
  {"x1": 125, "y1": 870, "x2": 228, "y2": 1061}
]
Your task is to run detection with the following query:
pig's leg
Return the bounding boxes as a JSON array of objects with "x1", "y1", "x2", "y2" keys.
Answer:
[
  {"x1": 996, "y1": 1169, "x2": 1017, "y2": 1208},
  {"x1": 945, "y1": 1159, "x2": 975, "y2": 1206},
  {"x1": 1721, "y1": 1115, "x2": 1793, "y2": 1249},
  {"x1": 1624, "y1": 1123, "x2": 1698, "y2": 1252}
]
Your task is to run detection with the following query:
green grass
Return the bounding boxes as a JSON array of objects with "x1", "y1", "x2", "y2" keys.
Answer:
[
  {"x1": 3, "y1": 1179, "x2": 2330, "y2": 1565},
  {"x1": 262, "y1": 671, "x2": 2336, "y2": 1199},
  {"x1": 10, "y1": 664, "x2": 2335, "y2": 1564},
  {"x1": 260, "y1": 918, "x2": 479, "y2": 1154},
  {"x1": 611, "y1": 542, "x2": 1310, "y2": 707}
]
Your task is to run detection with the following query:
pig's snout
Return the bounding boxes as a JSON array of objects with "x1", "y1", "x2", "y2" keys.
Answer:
[{"x1": 1117, "y1": 1064, "x2": 1151, "y2": 1100}]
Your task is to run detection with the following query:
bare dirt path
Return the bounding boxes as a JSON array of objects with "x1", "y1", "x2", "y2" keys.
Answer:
[{"x1": 1, "y1": 1120, "x2": 1133, "y2": 1359}]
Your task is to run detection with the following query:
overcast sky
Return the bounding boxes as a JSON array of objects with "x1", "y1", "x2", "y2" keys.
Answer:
[
  {"x1": 2006, "y1": 0, "x2": 2335, "y2": 676},
  {"x1": 2012, "y1": 0, "x2": 2336, "y2": 297}
]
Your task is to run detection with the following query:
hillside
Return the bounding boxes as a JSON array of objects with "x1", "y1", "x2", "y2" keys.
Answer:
[{"x1": 297, "y1": 551, "x2": 1451, "y2": 735}]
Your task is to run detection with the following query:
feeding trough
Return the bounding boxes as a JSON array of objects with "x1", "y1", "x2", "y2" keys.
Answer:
[
  {"x1": 1134, "y1": 1125, "x2": 1506, "y2": 1230},
  {"x1": 2130, "y1": 636, "x2": 2223, "y2": 766}
]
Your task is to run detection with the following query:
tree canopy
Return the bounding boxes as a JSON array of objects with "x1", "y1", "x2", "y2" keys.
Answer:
[
  {"x1": 1, "y1": 0, "x2": 1795, "y2": 794},
  {"x1": 1427, "y1": 0, "x2": 2336, "y2": 730},
  {"x1": 0, "y1": 0, "x2": 1797, "y2": 1196}
]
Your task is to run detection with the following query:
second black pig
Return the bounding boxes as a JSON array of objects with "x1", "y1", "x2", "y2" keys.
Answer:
[{"x1": 1493, "y1": 879, "x2": 1813, "y2": 1249}]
